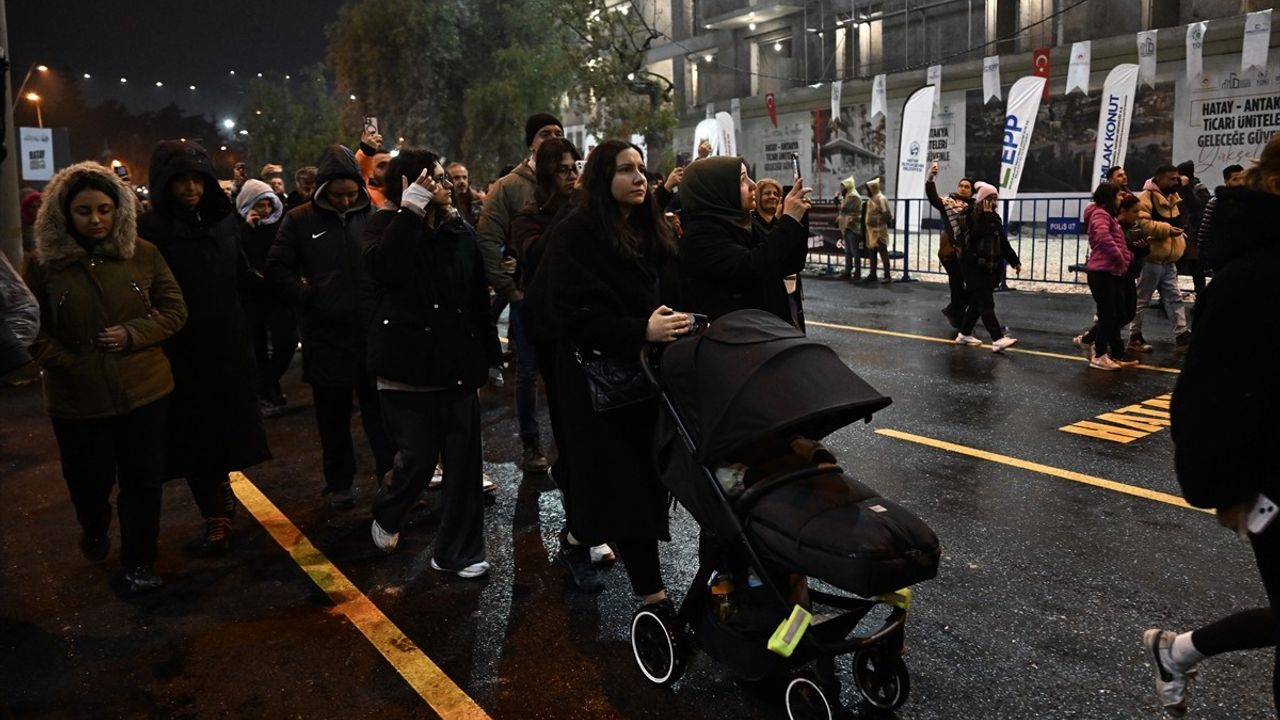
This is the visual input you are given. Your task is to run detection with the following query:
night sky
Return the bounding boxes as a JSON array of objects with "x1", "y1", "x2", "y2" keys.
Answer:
[{"x1": 8, "y1": 0, "x2": 346, "y2": 123}]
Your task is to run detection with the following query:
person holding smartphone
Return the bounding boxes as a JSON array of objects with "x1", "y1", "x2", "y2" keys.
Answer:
[
  {"x1": 677, "y1": 157, "x2": 811, "y2": 326},
  {"x1": 955, "y1": 182, "x2": 1021, "y2": 352},
  {"x1": 1128, "y1": 165, "x2": 1190, "y2": 354}
]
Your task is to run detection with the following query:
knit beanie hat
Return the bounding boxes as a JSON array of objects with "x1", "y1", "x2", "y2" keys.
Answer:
[
  {"x1": 973, "y1": 182, "x2": 998, "y2": 204},
  {"x1": 524, "y1": 113, "x2": 563, "y2": 148}
]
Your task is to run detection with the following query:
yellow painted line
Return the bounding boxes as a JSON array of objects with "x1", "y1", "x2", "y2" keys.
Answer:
[
  {"x1": 807, "y1": 319, "x2": 1181, "y2": 374},
  {"x1": 229, "y1": 472, "x2": 491, "y2": 719},
  {"x1": 875, "y1": 429, "x2": 1209, "y2": 514}
]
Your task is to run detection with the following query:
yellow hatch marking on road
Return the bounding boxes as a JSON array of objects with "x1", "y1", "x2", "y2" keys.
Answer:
[
  {"x1": 806, "y1": 320, "x2": 1181, "y2": 374},
  {"x1": 875, "y1": 429, "x2": 1208, "y2": 513},
  {"x1": 1060, "y1": 393, "x2": 1173, "y2": 444},
  {"x1": 230, "y1": 472, "x2": 492, "y2": 720}
]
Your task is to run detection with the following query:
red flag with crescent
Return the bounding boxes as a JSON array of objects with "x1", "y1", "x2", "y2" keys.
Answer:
[
  {"x1": 1033, "y1": 47, "x2": 1051, "y2": 98},
  {"x1": 765, "y1": 92, "x2": 778, "y2": 127}
]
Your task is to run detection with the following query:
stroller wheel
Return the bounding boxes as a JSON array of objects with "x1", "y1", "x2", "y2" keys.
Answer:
[
  {"x1": 852, "y1": 651, "x2": 910, "y2": 712},
  {"x1": 630, "y1": 604, "x2": 687, "y2": 686},
  {"x1": 784, "y1": 676, "x2": 834, "y2": 720}
]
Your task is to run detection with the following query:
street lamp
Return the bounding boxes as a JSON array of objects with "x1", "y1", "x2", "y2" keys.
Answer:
[
  {"x1": 13, "y1": 62, "x2": 49, "y2": 106},
  {"x1": 24, "y1": 92, "x2": 43, "y2": 128},
  {"x1": 222, "y1": 119, "x2": 236, "y2": 130}
]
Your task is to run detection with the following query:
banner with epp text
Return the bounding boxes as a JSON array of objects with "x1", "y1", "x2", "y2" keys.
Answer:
[
  {"x1": 895, "y1": 85, "x2": 937, "y2": 230},
  {"x1": 1089, "y1": 64, "x2": 1139, "y2": 189},
  {"x1": 997, "y1": 76, "x2": 1046, "y2": 199}
]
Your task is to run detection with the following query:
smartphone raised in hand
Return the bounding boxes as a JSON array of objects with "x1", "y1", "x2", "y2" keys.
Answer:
[{"x1": 790, "y1": 152, "x2": 802, "y2": 181}]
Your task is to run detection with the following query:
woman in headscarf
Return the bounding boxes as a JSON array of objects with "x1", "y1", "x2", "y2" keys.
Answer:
[
  {"x1": 677, "y1": 157, "x2": 811, "y2": 325},
  {"x1": 24, "y1": 162, "x2": 188, "y2": 592}
]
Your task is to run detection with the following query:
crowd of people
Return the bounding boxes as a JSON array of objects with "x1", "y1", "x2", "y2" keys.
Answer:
[{"x1": 1, "y1": 113, "x2": 1279, "y2": 715}]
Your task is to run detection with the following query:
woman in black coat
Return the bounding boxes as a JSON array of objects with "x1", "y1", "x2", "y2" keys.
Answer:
[
  {"x1": 543, "y1": 140, "x2": 691, "y2": 605},
  {"x1": 955, "y1": 182, "x2": 1021, "y2": 352},
  {"x1": 363, "y1": 150, "x2": 491, "y2": 577},
  {"x1": 137, "y1": 140, "x2": 270, "y2": 552},
  {"x1": 676, "y1": 158, "x2": 811, "y2": 326}
]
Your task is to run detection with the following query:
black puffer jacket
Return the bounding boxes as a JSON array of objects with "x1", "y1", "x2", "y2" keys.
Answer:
[
  {"x1": 1172, "y1": 187, "x2": 1280, "y2": 509},
  {"x1": 138, "y1": 140, "x2": 270, "y2": 478},
  {"x1": 678, "y1": 214, "x2": 807, "y2": 325},
  {"x1": 266, "y1": 145, "x2": 373, "y2": 386},
  {"x1": 364, "y1": 209, "x2": 489, "y2": 390},
  {"x1": 964, "y1": 208, "x2": 1020, "y2": 273}
]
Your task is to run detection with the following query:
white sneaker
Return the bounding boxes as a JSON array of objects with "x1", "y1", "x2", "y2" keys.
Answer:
[
  {"x1": 1089, "y1": 353, "x2": 1120, "y2": 371},
  {"x1": 431, "y1": 558, "x2": 491, "y2": 579},
  {"x1": 371, "y1": 519, "x2": 399, "y2": 553},
  {"x1": 481, "y1": 474, "x2": 497, "y2": 494},
  {"x1": 991, "y1": 337, "x2": 1018, "y2": 353},
  {"x1": 589, "y1": 543, "x2": 616, "y2": 564},
  {"x1": 1143, "y1": 629, "x2": 1197, "y2": 716},
  {"x1": 428, "y1": 464, "x2": 443, "y2": 489},
  {"x1": 954, "y1": 333, "x2": 982, "y2": 346}
]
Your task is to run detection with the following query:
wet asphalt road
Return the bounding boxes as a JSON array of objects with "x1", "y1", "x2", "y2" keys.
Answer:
[{"x1": 0, "y1": 276, "x2": 1271, "y2": 719}]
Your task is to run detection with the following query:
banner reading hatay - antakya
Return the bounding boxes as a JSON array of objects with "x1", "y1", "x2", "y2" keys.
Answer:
[
  {"x1": 998, "y1": 76, "x2": 1046, "y2": 199},
  {"x1": 1090, "y1": 64, "x2": 1139, "y2": 188}
]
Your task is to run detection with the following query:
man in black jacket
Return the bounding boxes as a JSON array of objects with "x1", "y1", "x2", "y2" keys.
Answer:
[{"x1": 267, "y1": 145, "x2": 394, "y2": 508}]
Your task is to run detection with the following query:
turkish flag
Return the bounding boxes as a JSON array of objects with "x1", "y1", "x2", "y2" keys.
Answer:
[
  {"x1": 765, "y1": 92, "x2": 778, "y2": 127},
  {"x1": 1033, "y1": 47, "x2": 1051, "y2": 98}
]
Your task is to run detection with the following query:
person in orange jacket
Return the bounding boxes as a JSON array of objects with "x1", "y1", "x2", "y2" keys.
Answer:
[{"x1": 357, "y1": 127, "x2": 392, "y2": 209}]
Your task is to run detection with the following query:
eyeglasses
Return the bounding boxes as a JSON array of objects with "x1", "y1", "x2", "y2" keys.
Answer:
[
  {"x1": 431, "y1": 175, "x2": 448, "y2": 185},
  {"x1": 555, "y1": 165, "x2": 579, "y2": 177}
]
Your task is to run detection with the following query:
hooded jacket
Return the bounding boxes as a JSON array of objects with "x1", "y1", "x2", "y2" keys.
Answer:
[
  {"x1": 1137, "y1": 178, "x2": 1185, "y2": 263},
  {"x1": 137, "y1": 140, "x2": 270, "y2": 477},
  {"x1": 0, "y1": 252, "x2": 40, "y2": 377},
  {"x1": 236, "y1": 178, "x2": 285, "y2": 300},
  {"x1": 24, "y1": 161, "x2": 188, "y2": 419},
  {"x1": 1172, "y1": 187, "x2": 1280, "y2": 509},
  {"x1": 836, "y1": 177, "x2": 863, "y2": 237},
  {"x1": 1083, "y1": 203, "x2": 1132, "y2": 276},
  {"x1": 475, "y1": 161, "x2": 536, "y2": 299},
  {"x1": 266, "y1": 144, "x2": 375, "y2": 386},
  {"x1": 863, "y1": 179, "x2": 892, "y2": 249}
]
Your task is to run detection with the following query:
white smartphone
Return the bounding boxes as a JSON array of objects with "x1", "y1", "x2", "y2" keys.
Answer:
[{"x1": 1248, "y1": 494, "x2": 1278, "y2": 535}]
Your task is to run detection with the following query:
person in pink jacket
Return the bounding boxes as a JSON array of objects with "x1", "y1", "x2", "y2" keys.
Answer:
[{"x1": 1083, "y1": 181, "x2": 1135, "y2": 370}]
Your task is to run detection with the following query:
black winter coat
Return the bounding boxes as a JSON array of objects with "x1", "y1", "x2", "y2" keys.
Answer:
[
  {"x1": 1172, "y1": 188, "x2": 1280, "y2": 509},
  {"x1": 965, "y1": 208, "x2": 1020, "y2": 273},
  {"x1": 678, "y1": 214, "x2": 808, "y2": 325},
  {"x1": 364, "y1": 209, "x2": 490, "y2": 390},
  {"x1": 544, "y1": 208, "x2": 682, "y2": 542},
  {"x1": 512, "y1": 200, "x2": 568, "y2": 345},
  {"x1": 139, "y1": 140, "x2": 270, "y2": 479},
  {"x1": 266, "y1": 145, "x2": 373, "y2": 386}
]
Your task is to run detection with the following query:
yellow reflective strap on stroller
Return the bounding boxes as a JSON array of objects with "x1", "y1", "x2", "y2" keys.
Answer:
[
  {"x1": 877, "y1": 588, "x2": 914, "y2": 610},
  {"x1": 767, "y1": 605, "x2": 813, "y2": 657}
]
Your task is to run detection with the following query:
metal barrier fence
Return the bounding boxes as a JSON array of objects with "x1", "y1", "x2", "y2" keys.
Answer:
[{"x1": 806, "y1": 196, "x2": 1093, "y2": 286}]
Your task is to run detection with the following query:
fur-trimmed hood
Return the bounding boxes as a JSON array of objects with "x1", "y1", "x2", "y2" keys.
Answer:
[{"x1": 33, "y1": 161, "x2": 137, "y2": 268}]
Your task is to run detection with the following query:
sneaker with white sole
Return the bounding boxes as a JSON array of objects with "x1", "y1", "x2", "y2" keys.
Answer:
[
  {"x1": 1089, "y1": 353, "x2": 1121, "y2": 371},
  {"x1": 1072, "y1": 334, "x2": 1091, "y2": 355},
  {"x1": 589, "y1": 543, "x2": 616, "y2": 564},
  {"x1": 428, "y1": 464, "x2": 444, "y2": 489},
  {"x1": 482, "y1": 474, "x2": 497, "y2": 494},
  {"x1": 431, "y1": 558, "x2": 490, "y2": 579},
  {"x1": 991, "y1": 337, "x2": 1018, "y2": 353},
  {"x1": 371, "y1": 519, "x2": 399, "y2": 553},
  {"x1": 1143, "y1": 628, "x2": 1197, "y2": 716},
  {"x1": 954, "y1": 333, "x2": 982, "y2": 346}
]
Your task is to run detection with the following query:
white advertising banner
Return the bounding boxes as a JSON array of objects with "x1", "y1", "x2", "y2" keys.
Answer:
[
  {"x1": 928, "y1": 92, "x2": 967, "y2": 192},
  {"x1": 19, "y1": 127, "x2": 54, "y2": 182},
  {"x1": 1175, "y1": 53, "x2": 1280, "y2": 184},
  {"x1": 693, "y1": 118, "x2": 721, "y2": 156},
  {"x1": 983, "y1": 56, "x2": 1002, "y2": 103},
  {"x1": 871, "y1": 74, "x2": 887, "y2": 121},
  {"x1": 1186, "y1": 22, "x2": 1207, "y2": 84},
  {"x1": 831, "y1": 82, "x2": 842, "y2": 125},
  {"x1": 1067, "y1": 41, "x2": 1091, "y2": 95},
  {"x1": 927, "y1": 65, "x2": 942, "y2": 109},
  {"x1": 715, "y1": 111, "x2": 737, "y2": 156},
  {"x1": 730, "y1": 98, "x2": 742, "y2": 144},
  {"x1": 1243, "y1": 10, "x2": 1272, "y2": 73},
  {"x1": 1137, "y1": 30, "x2": 1158, "y2": 88},
  {"x1": 895, "y1": 85, "x2": 936, "y2": 230},
  {"x1": 1089, "y1": 64, "x2": 1139, "y2": 188},
  {"x1": 997, "y1": 76, "x2": 1047, "y2": 199}
]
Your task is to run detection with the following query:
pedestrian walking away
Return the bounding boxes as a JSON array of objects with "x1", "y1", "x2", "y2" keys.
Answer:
[
  {"x1": 138, "y1": 140, "x2": 271, "y2": 553},
  {"x1": 24, "y1": 161, "x2": 189, "y2": 591}
]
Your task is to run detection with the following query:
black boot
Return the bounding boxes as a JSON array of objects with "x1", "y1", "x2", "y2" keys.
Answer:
[{"x1": 557, "y1": 538, "x2": 605, "y2": 592}]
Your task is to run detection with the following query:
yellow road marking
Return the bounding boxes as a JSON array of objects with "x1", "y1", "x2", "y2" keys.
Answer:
[
  {"x1": 807, "y1": 320, "x2": 1181, "y2": 374},
  {"x1": 874, "y1": 429, "x2": 1209, "y2": 513},
  {"x1": 229, "y1": 472, "x2": 492, "y2": 719}
]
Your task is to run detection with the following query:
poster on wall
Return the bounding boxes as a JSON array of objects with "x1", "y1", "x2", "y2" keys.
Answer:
[
  {"x1": 1174, "y1": 54, "x2": 1280, "y2": 186},
  {"x1": 19, "y1": 127, "x2": 54, "y2": 182},
  {"x1": 741, "y1": 114, "x2": 808, "y2": 185},
  {"x1": 809, "y1": 102, "x2": 887, "y2": 201}
]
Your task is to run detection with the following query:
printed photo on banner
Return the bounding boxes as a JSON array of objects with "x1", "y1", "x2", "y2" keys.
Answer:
[{"x1": 809, "y1": 102, "x2": 886, "y2": 201}]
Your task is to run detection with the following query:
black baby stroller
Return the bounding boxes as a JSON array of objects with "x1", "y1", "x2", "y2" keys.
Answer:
[{"x1": 632, "y1": 309, "x2": 940, "y2": 718}]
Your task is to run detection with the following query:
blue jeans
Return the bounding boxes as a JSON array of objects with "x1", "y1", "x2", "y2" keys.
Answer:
[
  {"x1": 508, "y1": 301, "x2": 540, "y2": 445},
  {"x1": 1130, "y1": 260, "x2": 1188, "y2": 339}
]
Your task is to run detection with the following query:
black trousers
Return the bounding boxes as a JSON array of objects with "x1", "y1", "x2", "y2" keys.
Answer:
[
  {"x1": 615, "y1": 537, "x2": 664, "y2": 597},
  {"x1": 867, "y1": 244, "x2": 892, "y2": 278},
  {"x1": 535, "y1": 339, "x2": 576, "y2": 523},
  {"x1": 959, "y1": 262, "x2": 1004, "y2": 340},
  {"x1": 373, "y1": 388, "x2": 485, "y2": 569},
  {"x1": 312, "y1": 375, "x2": 396, "y2": 493},
  {"x1": 941, "y1": 257, "x2": 967, "y2": 321},
  {"x1": 50, "y1": 398, "x2": 168, "y2": 568},
  {"x1": 1087, "y1": 272, "x2": 1127, "y2": 359},
  {"x1": 247, "y1": 300, "x2": 298, "y2": 401}
]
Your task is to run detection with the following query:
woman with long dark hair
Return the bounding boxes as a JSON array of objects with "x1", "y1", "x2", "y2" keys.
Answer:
[
  {"x1": 542, "y1": 140, "x2": 690, "y2": 604},
  {"x1": 1081, "y1": 181, "x2": 1135, "y2": 370}
]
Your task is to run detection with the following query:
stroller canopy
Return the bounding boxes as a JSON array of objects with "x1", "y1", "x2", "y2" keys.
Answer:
[{"x1": 660, "y1": 309, "x2": 891, "y2": 464}]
